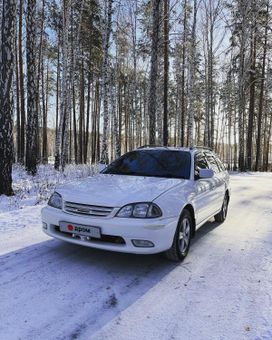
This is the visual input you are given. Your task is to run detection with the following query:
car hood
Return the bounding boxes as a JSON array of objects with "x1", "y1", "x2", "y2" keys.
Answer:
[{"x1": 56, "y1": 174, "x2": 184, "y2": 207}]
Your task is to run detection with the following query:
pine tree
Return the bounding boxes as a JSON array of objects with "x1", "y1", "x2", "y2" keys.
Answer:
[
  {"x1": 163, "y1": 0, "x2": 169, "y2": 146},
  {"x1": 0, "y1": 0, "x2": 16, "y2": 195},
  {"x1": 18, "y1": 0, "x2": 26, "y2": 164},
  {"x1": 55, "y1": 0, "x2": 71, "y2": 170},
  {"x1": 187, "y1": 0, "x2": 198, "y2": 147},
  {"x1": 180, "y1": 0, "x2": 188, "y2": 146},
  {"x1": 255, "y1": 2, "x2": 269, "y2": 171},
  {"x1": 101, "y1": 0, "x2": 113, "y2": 163},
  {"x1": 26, "y1": 0, "x2": 38, "y2": 175},
  {"x1": 148, "y1": 0, "x2": 162, "y2": 145}
]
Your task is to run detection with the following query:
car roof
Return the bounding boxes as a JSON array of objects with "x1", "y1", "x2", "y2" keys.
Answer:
[{"x1": 135, "y1": 145, "x2": 213, "y2": 154}]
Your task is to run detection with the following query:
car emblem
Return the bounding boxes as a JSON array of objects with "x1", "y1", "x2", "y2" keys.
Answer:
[{"x1": 67, "y1": 224, "x2": 74, "y2": 231}]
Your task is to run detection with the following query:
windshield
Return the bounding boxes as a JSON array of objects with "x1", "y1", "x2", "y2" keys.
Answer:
[{"x1": 103, "y1": 150, "x2": 191, "y2": 179}]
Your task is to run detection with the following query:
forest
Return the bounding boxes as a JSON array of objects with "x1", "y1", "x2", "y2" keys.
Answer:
[{"x1": 0, "y1": 0, "x2": 272, "y2": 196}]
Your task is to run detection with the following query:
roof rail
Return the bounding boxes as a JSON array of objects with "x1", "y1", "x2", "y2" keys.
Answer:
[
  {"x1": 190, "y1": 145, "x2": 213, "y2": 151},
  {"x1": 137, "y1": 145, "x2": 169, "y2": 149}
]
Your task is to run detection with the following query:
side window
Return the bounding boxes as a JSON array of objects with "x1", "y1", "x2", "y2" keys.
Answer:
[
  {"x1": 214, "y1": 155, "x2": 226, "y2": 172},
  {"x1": 194, "y1": 152, "x2": 209, "y2": 178},
  {"x1": 204, "y1": 153, "x2": 220, "y2": 174}
]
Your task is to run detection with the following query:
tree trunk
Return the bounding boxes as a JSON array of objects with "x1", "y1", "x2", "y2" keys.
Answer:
[
  {"x1": 55, "y1": 24, "x2": 60, "y2": 168},
  {"x1": 100, "y1": 0, "x2": 113, "y2": 163},
  {"x1": 163, "y1": 0, "x2": 169, "y2": 146},
  {"x1": 0, "y1": 0, "x2": 16, "y2": 195},
  {"x1": 233, "y1": 107, "x2": 238, "y2": 171},
  {"x1": 84, "y1": 73, "x2": 91, "y2": 164},
  {"x1": 255, "y1": 4, "x2": 268, "y2": 171},
  {"x1": 180, "y1": 0, "x2": 188, "y2": 146},
  {"x1": 42, "y1": 59, "x2": 49, "y2": 164},
  {"x1": 35, "y1": 0, "x2": 45, "y2": 164},
  {"x1": 15, "y1": 25, "x2": 21, "y2": 162},
  {"x1": 18, "y1": 0, "x2": 25, "y2": 164},
  {"x1": 187, "y1": 0, "x2": 197, "y2": 146},
  {"x1": 55, "y1": 0, "x2": 71, "y2": 171},
  {"x1": 148, "y1": 0, "x2": 161, "y2": 145},
  {"x1": 72, "y1": 84, "x2": 77, "y2": 164},
  {"x1": 246, "y1": 25, "x2": 256, "y2": 170},
  {"x1": 237, "y1": 0, "x2": 249, "y2": 172},
  {"x1": 78, "y1": 61, "x2": 84, "y2": 164},
  {"x1": 26, "y1": 0, "x2": 38, "y2": 175}
]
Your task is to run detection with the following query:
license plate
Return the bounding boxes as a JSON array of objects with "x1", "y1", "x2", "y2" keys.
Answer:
[{"x1": 59, "y1": 221, "x2": 101, "y2": 238}]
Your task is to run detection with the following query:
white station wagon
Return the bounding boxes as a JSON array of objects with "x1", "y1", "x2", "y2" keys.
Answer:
[{"x1": 42, "y1": 146, "x2": 230, "y2": 261}]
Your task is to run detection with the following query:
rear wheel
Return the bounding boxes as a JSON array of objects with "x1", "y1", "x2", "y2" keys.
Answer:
[
  {"x1": 214, "y1": 193, "x2": 229, "y2": 222},
  {"x1": 165, "y1": 209, "x2": 192, "y2": 262}
]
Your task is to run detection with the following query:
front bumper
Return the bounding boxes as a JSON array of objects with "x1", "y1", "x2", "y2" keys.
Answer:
[{"x1": 41, "y1": 206, "x2": 177, "y2": 254}]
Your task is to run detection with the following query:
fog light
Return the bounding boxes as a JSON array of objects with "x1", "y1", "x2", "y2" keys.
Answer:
[
  {"x1": 42, "y1": 222, "x2": 47, "y2": 230},
  {"x1": 132, "y1": 239, "x2": 154, "y2": 248}
]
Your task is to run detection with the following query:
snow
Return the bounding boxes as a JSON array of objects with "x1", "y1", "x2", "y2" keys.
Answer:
[
  {"x1": 0, "y1": 164, "x2": 98, "y2": 213},
  {"x1": 0, "y1": 170, "x2": 272, "y2": 340}
]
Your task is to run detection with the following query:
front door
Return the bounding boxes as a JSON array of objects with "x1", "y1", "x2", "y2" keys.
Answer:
[{"x1": 193, "y1": 152, "x2": 217, "y2": 225}]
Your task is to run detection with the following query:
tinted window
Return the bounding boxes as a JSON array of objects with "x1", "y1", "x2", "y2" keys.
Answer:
[
  {"x1": 103, "y1": 150, "x2": 191, "y2": 179},
  {"x1": 204, "y1": 153, "x2": 220, "y2": 174}
]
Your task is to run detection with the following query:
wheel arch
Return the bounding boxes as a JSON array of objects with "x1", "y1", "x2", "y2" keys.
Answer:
[{"x1": 180, "y1": 204, "x2": 196, "y2": 238}]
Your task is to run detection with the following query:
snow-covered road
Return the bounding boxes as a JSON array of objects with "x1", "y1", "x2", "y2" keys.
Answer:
[{"x1": 1, "y1": 173, "x2": 272, "y2": 340}]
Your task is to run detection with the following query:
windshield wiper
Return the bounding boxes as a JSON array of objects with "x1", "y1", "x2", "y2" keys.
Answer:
[
  {"x1": 105, "y1": 170, "x2": 186, "y2": 179},
  {"x1": 105, "y1": 171, "x2": 141, "y2": 176},
  {"x1": 150, "y1": 174, "x2": 186, "y2": 179}
]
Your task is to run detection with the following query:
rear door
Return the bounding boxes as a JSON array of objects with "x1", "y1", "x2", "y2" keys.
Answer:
[
  {"x1": 214, "y1": 153, "x2": 229, "y2": 200},
  {"x1": 204, "y1": 152, "x2": 225, "y2": 212}
]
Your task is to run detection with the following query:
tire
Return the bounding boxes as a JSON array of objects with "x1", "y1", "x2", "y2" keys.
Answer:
[
  {"x1": 165, "y1": 209, "x2": 192, "y2": 262},
  {"x1": 214, "y1": 193, "x2": 229, "y2": 222}
]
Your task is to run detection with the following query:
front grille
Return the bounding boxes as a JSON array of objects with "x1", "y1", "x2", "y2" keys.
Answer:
[{"x1": 64, "y1": 201, "x2": 113, "y2": 217}]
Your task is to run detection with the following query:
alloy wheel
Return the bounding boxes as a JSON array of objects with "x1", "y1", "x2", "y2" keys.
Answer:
[{"x1": 179, "y1": 217, "x2": 191, "y2": 255}]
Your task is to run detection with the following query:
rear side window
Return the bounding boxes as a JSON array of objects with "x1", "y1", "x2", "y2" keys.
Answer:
[{"x1": 204, "y1": 153, "x2": 220, "y2": 174}]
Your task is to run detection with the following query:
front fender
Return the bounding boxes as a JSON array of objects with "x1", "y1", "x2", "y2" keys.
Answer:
[{"x1": 153, "y1": 181, "x2": 196, "y2": 219}]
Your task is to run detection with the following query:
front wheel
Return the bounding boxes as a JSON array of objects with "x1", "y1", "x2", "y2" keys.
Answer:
[
  {"x1": 214, "y1": 193, "x2": 229, "y2": 222},
  {"x1": 165, "y1": 209, "x2": 192, "y2": 262}
]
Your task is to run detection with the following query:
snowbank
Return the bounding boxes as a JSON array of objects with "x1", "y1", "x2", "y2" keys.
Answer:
[{"x1": 0, "y1": 164, "x2": 98, "y2": 213}]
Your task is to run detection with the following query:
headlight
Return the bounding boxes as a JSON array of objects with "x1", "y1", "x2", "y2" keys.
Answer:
[
  {"x1": 116, "y1": 202, "x2": 162, "y2": 218},
  {"x1": 48, "y1": 192, "x2": 63, "y2": 209}
]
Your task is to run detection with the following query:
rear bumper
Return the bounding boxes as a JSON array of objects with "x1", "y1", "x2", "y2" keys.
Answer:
[{"x1": 41, "y1": 206, "x2": 177, "y2": 254}]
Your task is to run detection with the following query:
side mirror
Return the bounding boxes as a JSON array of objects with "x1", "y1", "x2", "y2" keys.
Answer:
[{"x1": 199, "y1": 168, "x2": 214, "y2": 179}]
